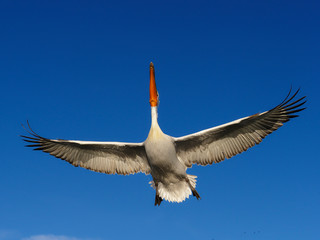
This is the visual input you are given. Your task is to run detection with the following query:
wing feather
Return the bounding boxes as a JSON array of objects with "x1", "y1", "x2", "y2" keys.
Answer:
[
  {"x1": 174, "y1": 89, "x2": 306, "y2": 167},
  {"x1": 22, "y1": 123, "x2": 151, "y2": 175}
]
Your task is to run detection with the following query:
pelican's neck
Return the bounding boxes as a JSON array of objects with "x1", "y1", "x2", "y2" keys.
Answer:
[
  {"x1": 151, "y1": 106, "x2": 158, "y2": 125},
  {"x1": 148, "y1": 106, "x2": 164, "y2": 139}
]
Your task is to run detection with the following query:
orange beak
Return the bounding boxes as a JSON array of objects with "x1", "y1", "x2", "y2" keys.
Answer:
[{"x1": 149, "y1": 62, "x2": 158, "y2": 107}]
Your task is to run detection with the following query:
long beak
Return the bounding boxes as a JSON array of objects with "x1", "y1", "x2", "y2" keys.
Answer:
[{"x1": 149, "y1": 62, "x2": 158, "y2": 107}]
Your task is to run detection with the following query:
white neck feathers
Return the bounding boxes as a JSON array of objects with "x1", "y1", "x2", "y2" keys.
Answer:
[
  {"x1": 151, "y1": 107, "x2": 158, "y2": 125},
  {"x1": 148, "y1": 106, "x2": 164, "y2": 139}
]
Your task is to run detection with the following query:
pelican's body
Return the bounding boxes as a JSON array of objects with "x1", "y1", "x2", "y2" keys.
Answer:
[
  {"x1": 22, "y1": 63, "x2": 306, "y2": 205},
  {"x1": 145, "y1": 107, "x2": 198, "y2": 203}
]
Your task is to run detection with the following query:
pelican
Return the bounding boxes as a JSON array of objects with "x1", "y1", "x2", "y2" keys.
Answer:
[{"x1": 22, "y1": 62, "x2": 306, "y2": 205}]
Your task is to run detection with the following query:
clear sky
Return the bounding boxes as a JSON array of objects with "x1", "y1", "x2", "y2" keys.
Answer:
[{"x1": 1, "y1": 0, "x2": 319, "y2": 240}]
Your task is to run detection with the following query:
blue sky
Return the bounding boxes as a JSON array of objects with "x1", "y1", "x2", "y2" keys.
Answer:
[{"x1": 1, "y1": 0, "x2": 319, "y2": 239}]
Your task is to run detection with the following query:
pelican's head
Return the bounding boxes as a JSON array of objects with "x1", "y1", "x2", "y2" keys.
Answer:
[{"x1": 149, "y1": 62, "x2": 159, "y2": 107}]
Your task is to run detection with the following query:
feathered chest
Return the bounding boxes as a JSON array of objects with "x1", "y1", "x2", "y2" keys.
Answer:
[{"x1": 144, "y1": 131, "x2": 177, "y2": 167}]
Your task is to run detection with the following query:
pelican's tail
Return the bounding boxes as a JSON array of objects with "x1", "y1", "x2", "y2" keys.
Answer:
[{"x1": 150, "y1": 174, "x2": 200, "y2": 203}]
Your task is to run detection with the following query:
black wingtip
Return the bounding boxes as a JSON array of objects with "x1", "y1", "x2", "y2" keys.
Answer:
[
  {"x1": 277, "y1": 88, "x2": 307, "y2": 122},
  {"x1": 21, "y1": 121, "x2": 47, "y2": 140},
  {"x1": 279, "y1": 86, "x2": 293, "y2": 106},
  {"x1": 20, "y1": 121, "x2": 46, "y2": 149},
  {"x1": 21, "y1": 120, "x2": 35, "y2": 137}
]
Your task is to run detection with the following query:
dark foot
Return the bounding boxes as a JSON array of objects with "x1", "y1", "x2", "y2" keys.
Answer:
[
  {"x1": 186, "y1": 178, "x2": 201, "y2": 200},
  {"x1": 155, "y1": 194, "x2": 163, "y2": 206},
  {"x1": 192, "y1": 188, "x2": 201, "y2": 200}
]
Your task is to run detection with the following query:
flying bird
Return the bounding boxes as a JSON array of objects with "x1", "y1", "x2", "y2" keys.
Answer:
[{"x1": 22, "y1": 62, "x2": 306, "y2": 205}]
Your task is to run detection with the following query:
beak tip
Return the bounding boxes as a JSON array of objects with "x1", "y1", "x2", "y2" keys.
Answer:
[{"x1": 150, "y1": 62, "x2": 154, "y2": 68}]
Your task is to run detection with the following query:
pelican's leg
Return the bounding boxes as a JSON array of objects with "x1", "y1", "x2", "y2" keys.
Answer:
[
  {"x1": 154, "y1": 182, "x2": 163, "y2": 206},
  {"x1": 191, "y1": 188, "x2": 201, "y2": 200},
  {"x1": 186, "y1": 178, "x2": 201, "y2": 200}
]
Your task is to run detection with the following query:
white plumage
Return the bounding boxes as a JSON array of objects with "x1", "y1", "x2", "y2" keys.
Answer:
[{"x1": 22, "y1": 62, "x2": 306, "y2": 205}]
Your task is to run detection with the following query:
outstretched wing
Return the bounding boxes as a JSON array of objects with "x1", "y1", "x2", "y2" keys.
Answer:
[
  {"x1": 174, "y1": 89, "x2": 306, "y2": 167},
  {"x1": 22, "y1": 124, "x2": 151, "y2": 175}
]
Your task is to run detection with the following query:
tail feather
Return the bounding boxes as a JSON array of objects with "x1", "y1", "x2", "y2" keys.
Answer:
[
  {"x1": 149, "y1": 175, "x2": 198, "y2": 203},
  {"x1": 188, "y1": 174, "x2": 197, "y2": 188}
]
